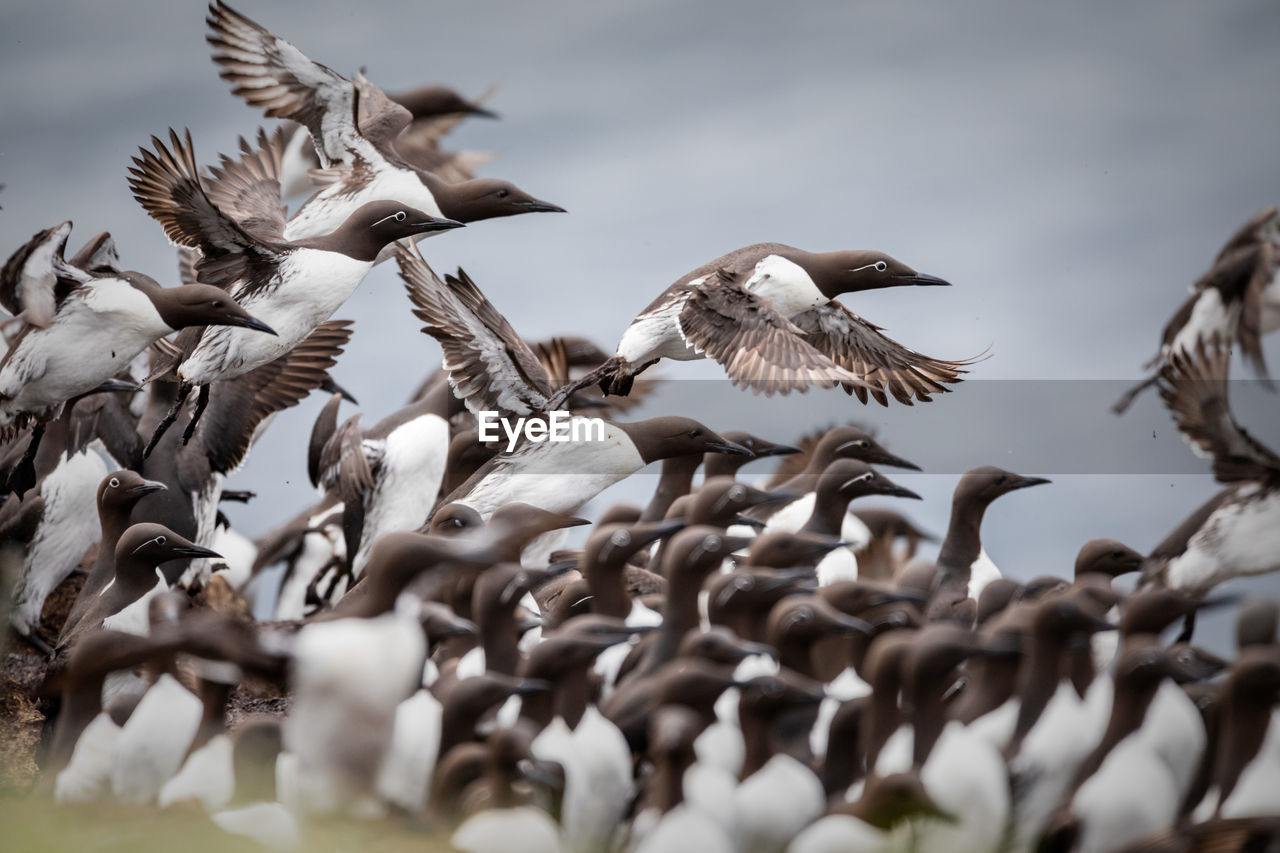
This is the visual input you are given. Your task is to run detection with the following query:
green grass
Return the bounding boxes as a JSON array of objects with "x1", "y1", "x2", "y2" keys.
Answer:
[{"x1": 0, "y1": 794, "x2": 457, "y2": 853}]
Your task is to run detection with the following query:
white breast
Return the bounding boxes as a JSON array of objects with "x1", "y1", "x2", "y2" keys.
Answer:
[
  {"x1": 1069, "y1": 738, "x2": 1179, "y2": 853},
  {"x1": 452, "y1": 806, "x2": 564, "y2": 853},
  {"x1": 1165, "y1": 487, "x2": 1280, "y2": 593},
  {"x1": 157, "y1": 733, "x2": 235, "y2": 811},
  {"x1": 101, "y1": 573, "x2": 167, "y2": 636},
  {"x1": 111, "y1": 674, "x2": 203, "y2": 804},
  {"x1": 742, "y1": 255, "x2": 827, "y2": 317},
  {"x1": 967, "y1": 548, "x2": 1002, "y2": 600},
  {"x1": 55, "y1": 712, "x2": 122, "y2": 803},
  {"x1": 1218, "y1": 707, "x2": 1280, "y2": 819},
  {"x1": 1168, "y1": 288, "x2": 1237, "y2": 358},
  {"x1": 618, "y1": 295, "x2": 694, "y2": 364},
  {"x1": 731, "y1": 754, "x2": 825, "y2": 853},
  {"x1": 376, "y1": 688, "x2": 443, "y2": 813}
]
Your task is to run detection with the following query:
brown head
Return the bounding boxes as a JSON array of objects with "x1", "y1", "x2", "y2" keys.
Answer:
[
  {"x1": 745, "y1": 530, "x2": 846, "y2": 569},
  {"x1": 1074, "y1": 538, "x2": 1145, "y2": 580},
  {"x1": 130, "y1": 272, "x2": 277, "y2": 335},
  {"x1": 810, "y1": 425, "x2": 921, "y2": 472},
  {"x1": 325, "y1": 201, "x2": 464, "y2": 261},
  {"x1": 688, "y1": 478, "x2": 794, "y2": 527},
  {"x1": 781, "y1": 248, "x2": 952, "y2": 300},
  {"x1": 97, "y1": 470, "x2": 166, "y2": 524},
  {"x1": 430, "y1": 177, "x2": 565, "y2": 223},
  {"x1": 391, "y1": 85, "x2": 498, "y2": 120},
  {"x1": 617, "y1": 416, "x2": 750, "y2": 465}
]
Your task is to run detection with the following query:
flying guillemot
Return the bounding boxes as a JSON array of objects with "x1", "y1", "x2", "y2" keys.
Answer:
[
  {"x1": 206, "y1": 1, "x2": 563, "y2": 255},
  {"x1": 551, "y1": 242, "x2": 974, "y2": 403},
  {"x1": 0, "y1": 221, "x2": 274, "y2": 493},
  {"x1": 1114, "y1": 206, "x2": 1280, "y2": 414},
  {"x1": 128, "y1": 127, "x2": 460, "y2": 450}
]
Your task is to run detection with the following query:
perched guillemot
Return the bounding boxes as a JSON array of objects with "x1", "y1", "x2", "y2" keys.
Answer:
[
  {"x1": 1142, "y1": 338, "x2": 1280, "y2": 608},
  {"x1": 1113, "y1": 206, "x2": 1279, "y2": 414},
  {"x1": 207, "y1": 1, "x2": 563, "y2": 253},
  {"x1": 55, "y1": 523, "x2": 221, "y2": 650},
  {"x1": 850, "y1": 508, "x2": 936, "y2": 582},
  {"x1": 929, "y1": 465, "x2": 1051, "y2": 614},
  {"x1": 0, "y1": 221, "x2": 274, "y2": 491},
  {"x1": 701, "y1": 430, "x2": 800, "y2": 480},
  {"x1": 552, "y1": 242, "x2": 971, "y2": 402},
  {"x1": 128, "y1": 128, "x2": 460, "y2": 450},
  {"x1": 278, "y1": 83, "x2": 497, "y2": 198},
  {"x1": 59, "y1": 471, "x2": 167, "y2": 644}
]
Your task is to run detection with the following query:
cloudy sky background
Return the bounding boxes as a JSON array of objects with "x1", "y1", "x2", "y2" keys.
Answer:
[{"x1": 3, "y1": 1, "x2": 1278, "y2": 644}]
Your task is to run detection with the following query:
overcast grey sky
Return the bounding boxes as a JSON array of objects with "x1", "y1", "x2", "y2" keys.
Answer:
[{"x1": 2, "y1": 1, "x2": 1278, "y2": 644}]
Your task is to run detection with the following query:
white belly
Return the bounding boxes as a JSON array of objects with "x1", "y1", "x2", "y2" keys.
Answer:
[
  {"x1": 1165, "y1": 487, "x2": 1280, "y2": 593},
  {"x1": 968, "y1": 548, "x2": 1002, "y2": 599},
  {"x1": 102, "y1": 573, "x2": 167, "y2": 636},
  {"x1": 179, "y1": 252, "x2": 370, "y2": 384},
  {"x1": 1167, "y1": 288, "x2": 1237, "y2": 357},
  {"x1": 618, "y1": 297, "x2": 697, "y2": 364},
  {"x1": 111, "y1": 674, "x2": 203, "y2": 804},
  {"x1": 742, "y1": 255, "x2": 827, "y2": 317},
  {"x1": 1, "y1": 285, "x2": 165, "y2": 410}
]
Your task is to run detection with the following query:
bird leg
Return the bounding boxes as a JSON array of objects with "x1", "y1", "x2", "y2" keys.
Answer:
[
  {"x1": 547, "y1": 356, "x2": 621, "y2": 409},
  {"x1": 5, "y1": 422, "x2": 46, "y2": 500},
  {"x1": 144, "y1": 382, "x2": 192, "y2": 458},
  {"x1": 181, "y1": 384, "x2": 211, "y2": 446}
]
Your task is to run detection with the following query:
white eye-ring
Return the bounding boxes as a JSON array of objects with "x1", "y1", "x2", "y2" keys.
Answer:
[
  {"x1": 108, "y1": 477, "x2": 120, "y2": 488},
  {"x1": 874, "y1": 261, "x2": 887, "y2": 272},
  {"x1": 156, "y1": 535, "x2": 167, "y2": 546},
  {"x1": 394, "y1": 211, "x2": 407, "y2": 222}
]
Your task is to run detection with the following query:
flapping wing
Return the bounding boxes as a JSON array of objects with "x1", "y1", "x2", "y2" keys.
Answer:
[
  {"x1": 1158, "y1": 335, "x2": 1280, "y2": 484},
  {"x1": 317, "y1": 412, "x2": 376, "y2": 506},
  {"x1": 207, "y1": 1, "x2": 375, "y2": 167},
  {"x1": 395, "y1": 243, "x2": 555, "y2": 417},
  {"x1": 128, "y1": 129, "x2": 283, "y2": 295},
  {"x1": 194, "y1": 319, "x2": 353, "y2": 474},
  {"x1": 68, "y1": 232, "x2": 121, "y2": 275},
  {"x1": 1211, "y1": 206, "x2": 1278, "y2": 264},
  {"x1": 1188, "y1": 242, "x2": 1277, "y2": 379},
  {"x1": 0, "y1": 222, "x2": 80, "y2": 327},
  {"x1": 792, "y1": 301, "x2": 977, "y2": 405},
  {"x1": 204, "y1": 127, "x2": 289, "y2": 242},
  {"x1": 675, "y1": 276, "x2": 867, "y2": 395}
]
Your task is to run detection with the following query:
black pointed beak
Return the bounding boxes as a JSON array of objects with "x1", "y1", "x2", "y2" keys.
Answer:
[
  {"x1": 733, "y1": 514, "x2": 767, "y2": 530},
  {"x1": 830, "y1": 612, "x2": 874, "y2": 636},
  {"x1": 227, "y1": 314, "x2": 278, "y2": 336},
  {"x1": 898, "y1": 272, "x2": 951, "y2": 287},
  {"x1": 754, "y1": 442, "x2": 803, "y2": 458},
  {"x1": 634, "y1": 517, "x2": 688, "y2": 546},
  {"x1": 707, "y1": 438, "x2": 752, "y2": 457},
  {"x1": 468, "y1": 105, "x2": 499, "y2": 119},
  {"x1": 173, "y1": 544, "x2": 223, "y2": 560},
  {"x1": 415, "y1": 217, "x2": 466, "y2": 233},
  {"x1": 129, "y1": 479, "x2": 168, "y2": 497},
  {"x1": 724, "y1": 535, "x2": 755, "y2": 552},
  {"x1": 443, "y1": 618, "x2": 480, "y2": 637},
  {"x1": 511, "y1": 678, "x2": 551, "y2": 696},
  {"x1": 90, "y1": 377, "x2": 143, "y2": 395},
  {"x1": 875, "y1": 482, "x2": 922, "y2": 501},
  {"x1": 1009, "y1": 475, "x2": 1051, "y2": 493},
  {"x1": 518, "y1": 199, "x2": 567, "y2": 214}
]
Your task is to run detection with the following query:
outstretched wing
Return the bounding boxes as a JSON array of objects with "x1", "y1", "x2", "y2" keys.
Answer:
[
  {"x1": 1158, "y1": 335, "x2": 1280, "y2": 484},
  {"x1": 396, "y1": 243, "x2": 555, "y2": 418},
  {"x1": 194, "y1": 319, "x2": 353, "y2": 474},
  {"x1": 204, "y1": 127, "x2": 289, "y2": 242},
  {"x1": 206, "y1": 2, "x2": 408, "y2": 166},
  {"x1": 0, "y1": 222, "x2": 82, "y2": 327},
  {"x1": 676, "y1": 275, "x2": 867, "y2": 396},
  {"x1": 128, "y1": 129, "x2": 283, "y2": 296},
  {"x1": 791, "y1": 301, "x2": 978, "y2": 405}
]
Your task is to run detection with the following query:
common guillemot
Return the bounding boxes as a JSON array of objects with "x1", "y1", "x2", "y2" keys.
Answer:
[
  {"x1": 128, "y1": 128, "x2": 460, "y2": 451},
  {"x1": 0, "y1": 221, "x2": 274, "y2": 492},
  {"x1": 552, "y1": 242, "x2": 972, "y2": 403},
  {"x1": 1113, "y1": 206, "x2": 1280, "y2": 414},
  {"x1": 1142, "y1": 338, "x2": 1280, "y2": 612},
  {"x1": 207, "y1": 1, "x2": 563, "y2": 253}
]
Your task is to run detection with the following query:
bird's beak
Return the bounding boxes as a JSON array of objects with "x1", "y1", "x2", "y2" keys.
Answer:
[
  {"x1": 707, "y1": 438, "x2": 752, "y2": 456},
  {"x1": 226, "y1": 314, "x2": 278, "y2": 336},
  {"x1": 468, "y1": 105, "x2": 499, "y2": 119},
  {"x1": 414, "y1": 217, "x2": 466, "y2": 233},
  {"x1": 754, "y1": 441, "x2": 803, "y2": 458},
  {"x1": 443, "y1": 618, "x2": 480, "y2": 637},
  {"x1": 173, "y1": 544, "x2": 223, "y2": 560},
  {"x1": 129, "y1": 479, "x2": 168, "y2": 497},
  {"x1": 873, "y1": 481, "x2": 922, "y2": 501},
  {"x1": 732, "y1": 514, "x2": 767, "y2": 530},
  {"x1": 897, "y1": 272, "x2": 951, "y2": 287},
  {"x1": 1008, "y1": 475, "x2": 1052, "y2": 492},
  {"x1": 518, "y1": 199, "x2": 567, "y2": 214}
]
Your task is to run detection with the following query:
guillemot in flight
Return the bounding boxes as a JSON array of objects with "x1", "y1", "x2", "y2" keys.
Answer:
[
  {"x1": 551, "y1": 242, "x2": 973, "y2": 403},
  {"x1": 0, "y1": 221, "x2": 274, "y2": 493},
  {"x1": 206, "y1": 1, "x2": 563, "y2": 254},
  {"x1": 277, "y1": 82, "x2": 497, "y2": 198},
  {"x1": 1142, "y1": 337, "x2": 1280, "y2": 609},
  {"x1": 128, "y1": 127, "x2": 460, "y2": 451},
  {"x1": 1114, "y1": 206, "x2": 1280, "y2": 414}
]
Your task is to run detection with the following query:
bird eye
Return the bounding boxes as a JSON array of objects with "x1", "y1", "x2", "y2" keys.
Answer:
[
  {"x1": 797, "y1": 609, "x2": 812, "y2": 621},
  {"x1": 1112, "y1": 551, "x2": 1124, "y2": 559},
  {"x1": 451, "y1": 518, "x2": 464, "y2": 528},
  {"x1": 853, "y1": 440, "x2": 867, "y2": 447},
  {"x1": 496, "y1": 188, "x2": 510, "y2": 199},
  {"x1": 108, "y1": 477, "x2": 120, "y2": 488},
  {"x1": 394, "y1": 211, "x2": 407, "y2": 222},
  {"x1": 156, "y1": 535, "x2": 167, "y2": 546},
  {"x1": 874, "y1": 261, "x2": 887, "y2": 272},
  {"x1": 690, "y1": 429, "x2": 703, "y2": 438},
  {"x1": 1178, "y1": 649, "x2": 1195, "y2": 664}
]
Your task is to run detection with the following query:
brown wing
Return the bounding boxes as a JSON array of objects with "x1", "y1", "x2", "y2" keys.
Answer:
[
  {"x1": 764, "y1": 426, "x2": 827, "y2": 489},
  {"x1": 194, "y1": 319, "x2": 353, "y2": 474},
  {"x1": 396, "y1": 243, "x2": 555, "y2": 417},
  {"x1": 308, "y1": 392, "x2": 344, "y2": 488},
  {"x1": 317, "y1": 412, "x2": 375, "y2": 506},
  {"x1": 128, "y1": 129, "x2": 284, "y2": 297},
  {"x1": 675, "y1": 278, "x2": 866, "y2": 396},
  {"x1": 1212, "y1": 206, "x2": 1278, "y2": 263},
  {"x1": 204, "y1": 127, "x2": 289, "y2": 242},
  {"x1": 68, "y1": 232, "x2": 120, "y2": 275},
  {"x1": 1158, "y1": 335, "x2": 1280, "y2": 484},
  {"x1": 395, "y1": 83, "x2": 499, "y2": 154},
  {"x1": 792, "y1": 301, "x2": 979, "y2": 405},
  {"x1": 206, "y1": 1, "x2": 381, "y2": 167}
]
